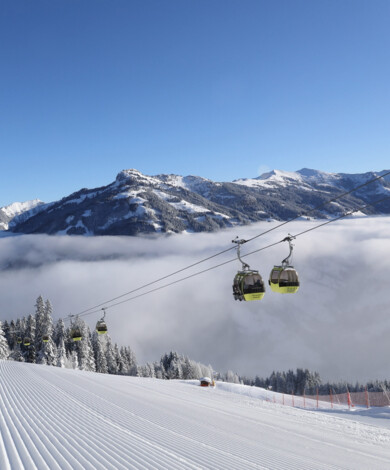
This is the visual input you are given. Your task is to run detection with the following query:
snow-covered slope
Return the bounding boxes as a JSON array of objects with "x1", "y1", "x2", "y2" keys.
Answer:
[
  {"x1": 1, "y1": 360, "x2": 390, "y2": 469},
  {"x1": 6, "y1": 168, "x2": 390, "y2": 236},
  {"x1": 0, "y1": 200, "x2": 44, "y2": 231}
]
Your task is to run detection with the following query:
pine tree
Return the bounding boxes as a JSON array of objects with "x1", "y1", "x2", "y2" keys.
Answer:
[
  {"x1": 2, "y1": 320, "x2": 10, "y2": 348},
  {"x1": 225, "y1": 370, "x2": 240, "y2": 384},
  {"x1": 154, "y1": 361, "x2": 165, "y2": 379},
  {"x1": 137, "y1": 362, "x2": 156, "y2": 378},
  {"x1": 70, "y1": 350, "x2": 79, "y2": 369},
  {"x1": 305, "y1": 370, "x2": 322, "y2": 394},
  {"x1": 182, "y1": 357, "x2": 202, "y2": 379},
  {"x1": 15, "y1": 317, "x2": 27, "y2": 350},
  {"x1": 37, "y1": 300, "x2": 57, "y2": 365},
  {"x1": 74, "y1": 323, "x2": 95, "y2": 372},
  {"x1": 56, "y1": 336, "x2": 68, "y2": 368},
  {"x1": 9, "y1": 348, "x2": 24, "y2": 362},
  {"x1": 161, "y1": 351, "x2": 184, "y2": 379},
  {"x1": 114, "y1": 344, "x2": 123, "y2": 374},
  {"x1": 7, "y1": 320, "x2": 17, "y2": 350},
  {"x1": 23, "y1": 315, "x2": 36, "y2": 363},
  {"x1": 276, "y1": 372, "x2": 287, "y2": 393},
  {"x1": 295, "y1": 368, "x2": 306, "y2": 395},
  {"x1": 53, "y1": 318, "x2": 66, "y2": 350},
  {"x1": 118, "y1": 346, "x2": 129, "y2": 375},
  {"x1": 54, "y1": 319, "x2": 68, "y2": 368},
  {"x1": 0, "y1": 321, "x2": 10, "y2": 359},
  {"x1": 64, "y1": 322, "x2": 75, "y2": 357},
  {"x1": 254, "y1": 375, "x2": 266, "y2": 388},
  {"x1": 286, "y1": 369, "x2": 295, "y2": 394},
  {"x1": 105, "y1": 336, "x2": 117, "y2": 374},
  {"x1": 92, "y1": 332, "x2": 108, "y2": 374},
  {"x1": 34, "y1": 295, "x2": 45, "y2": 355},
  {"x1": 124, "y1": 346, "x2": 137, "y2": 376}
]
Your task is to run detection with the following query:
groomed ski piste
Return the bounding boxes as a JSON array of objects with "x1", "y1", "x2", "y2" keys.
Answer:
[{"x1": 1, "y1": 360, "x2": 390, "y2": 470}]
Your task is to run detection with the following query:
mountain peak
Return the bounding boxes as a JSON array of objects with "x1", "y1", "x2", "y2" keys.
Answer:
[
  {"x1": 0, "y1": 199, "x2": 45, "y2": 231},
  {"x1": 297, "y1": 168, "x2": 333, "y2": 178},
  {"x1": 1, "y1": 199, "x2": 43, "y2": 217},
  {"x1": 115, "y1": 169, "x2": 164, "y2": 188},
  {"x1": 5, "y1": 168, "x2": 390, "y2": 236},
  {"x1": 257, "y1": 169, "x2": 302, "y2": 181},
  {"x1": 116, "y1": 168, "x2": 144, "y2": 181}
]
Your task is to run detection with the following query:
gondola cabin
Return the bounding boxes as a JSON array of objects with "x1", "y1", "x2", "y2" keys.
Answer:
[
  {"x1": 16, "y1": 337, "x2": 22, "y2": 344},
  {"x1": 269, "y1": 266, "x2": 299, "y2": 294},
  {"x1": 96, "y1": 320, "x2": 108, "y2": 335},
  {"x1": 233, "y1": 271, "x2": 265, "y2": 301},
  {"x1": 71, "y1": 328, "x2": 82, "y2": 342},
  {"x1": 23, "y1": 337, "x2": 31, "y2": 346},
  {"x1": 42, "y1": 335, "x2": 49, "y2": 343}
]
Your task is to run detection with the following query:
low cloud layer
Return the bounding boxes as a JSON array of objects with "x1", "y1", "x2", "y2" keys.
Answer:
[{"x1": 0, "y1": 216, "x2": 389, "y2": 383}]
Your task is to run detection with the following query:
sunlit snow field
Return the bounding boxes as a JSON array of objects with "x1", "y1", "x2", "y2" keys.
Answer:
[{"x1": 1, "y1": 360, "x2": 390, "y2": 470}]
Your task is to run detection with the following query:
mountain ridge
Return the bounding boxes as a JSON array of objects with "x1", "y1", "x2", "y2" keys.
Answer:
[{"x1": 2, "y1": 168, "x2": 390, "y2": 236}]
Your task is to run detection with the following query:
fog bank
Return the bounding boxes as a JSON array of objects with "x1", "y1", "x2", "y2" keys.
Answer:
[{"x1": 0, "y1": 216, "x2": 389, "y2": 383}]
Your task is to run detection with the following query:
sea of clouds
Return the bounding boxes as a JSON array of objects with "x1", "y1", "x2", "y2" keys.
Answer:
[{"x1": 0, "y1": 216, "x2": 389, "y2": 383}]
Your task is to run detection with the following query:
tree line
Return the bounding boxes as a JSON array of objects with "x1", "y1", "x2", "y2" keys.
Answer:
[
  {"x1": 237, "y1": 369, "x2": 390, "y2": 395},
  {"x1": 0, "y1": 295, "x2": 213, "y2": 380},
  {"x1": 1, "y1": 296, "x2": 388, "y2": 393}
]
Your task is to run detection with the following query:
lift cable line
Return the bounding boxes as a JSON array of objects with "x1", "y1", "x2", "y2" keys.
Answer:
[
  {"x1": 68, "y1": 170, "x2": 390, "y2": 320},
  {"x1": 73, "y1": 244, "x2": 237, "y2": 317},
  {"x1": 68, "y1": 193, "x2": 390, "y2": 321},
  {"x1": 245, "y1": 194, "x2": 390, "y2": 258}
]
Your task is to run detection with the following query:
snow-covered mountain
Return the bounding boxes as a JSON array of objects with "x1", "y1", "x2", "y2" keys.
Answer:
[
  {"x1": 1, "y1": 360, "x2": 390, "y2": 469},
  {"x1": 0, "y1": 199, "x2": 44, "y2": 230},
  {"x1": 5, "y1": 168, "x2": 390, "y2": 236}
]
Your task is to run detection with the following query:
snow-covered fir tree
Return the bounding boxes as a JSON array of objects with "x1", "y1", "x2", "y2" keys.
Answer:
[
  {"x1": 137, "y1": 362, "x2": 156, "y2": 378},
  {"x1": 6, "y1": 320, "x2": 16, "y2": 350},
  {"x1": 34, "y1": 295, "x2": 45, "y2": 353},
  {"x1": 122, "y1": 346, "x2": 137, "y2": 376},
  {"x1": 225, "y1": 370, "x2": 240, "y2": 384},
  {"x1": 2, "y1": 320, "x2": 11, "y2": 348},
  {"x1": 105, "y1": 336, "x2": 118, "y2": 374},
  {"x1": 0, "y1": 321, "x2": 10, "y2": 359},
  {"x1": 153, "y1": 361, "x2": 165, "y2": 379},
  {"x1": 182, "y1": 357, "x2": 202, "y2": 380},
  {"x1": 285, "y1": 369, "x2": 295, "y2": 394},
  {"x1": 54, "y1": 319, "x2": 68, "y2": 368},
  {"x1": 114, "y1": 343, "x2": 123, "y2": 373},
  {"x1": 36, "y1": 300, "x2": 57, "y2": 365},
  {"x1": 15, "y1": 317, "x2": 26, "y2": 345},
  {"x1": 23, "y1": 314, "x2": 36, "y2": 363},
  {"x1": 72, "y1": 321, "x2": 96, "y2": 372},
  {"x1": 118, "y1": 346, "x2": 129, "y2": 375},
  {"x1": 91, "y1": 331, "x2": 108, "y2": 374},
  {"x1": 70, "y1": 350, "x2": 78, "y2": 370},
  {"x1": 161, "y1": 351, "x2": 184, "y2": 379}
]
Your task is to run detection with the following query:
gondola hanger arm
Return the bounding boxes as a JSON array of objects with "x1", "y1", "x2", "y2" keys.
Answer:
[{"x1": 232, "y1": 236, "x2": 250, "y2": 271}]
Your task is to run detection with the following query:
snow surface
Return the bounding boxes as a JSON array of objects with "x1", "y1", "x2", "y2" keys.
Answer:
[
  {"x1": 232, "y1": 168, "x2": 389, "y2": 194},
  {"x1": 116, "y1": 169, "x2": 163, "y2": 188},
  {"x1": 1, "y1": 360, "x2": 390, "y2": 469},
  {"x1": 0, "y1": 200, "x2": 44, "y2": 231},
  {"x1": 234, "y1": 170, "x2": 311, "y2": 190},
  {"x1": 0, "y1": 200, "x2": 43, "y2": 219},
  {"x1": 63, "y1": 192, "x2": 100, "y2": 206}
]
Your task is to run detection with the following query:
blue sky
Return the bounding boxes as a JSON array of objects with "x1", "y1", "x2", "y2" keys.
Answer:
[{"x1": 1, "y1": 0, "x2": 389, "y2": 207}]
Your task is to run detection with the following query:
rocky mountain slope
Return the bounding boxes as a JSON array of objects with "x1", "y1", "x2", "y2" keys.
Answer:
[
  {"x1": 3, "y1": 168, "x2": 390, "y2": 236},
  {"x1": 0, "y1": 199, "x2": 44, "y2": 231}
]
